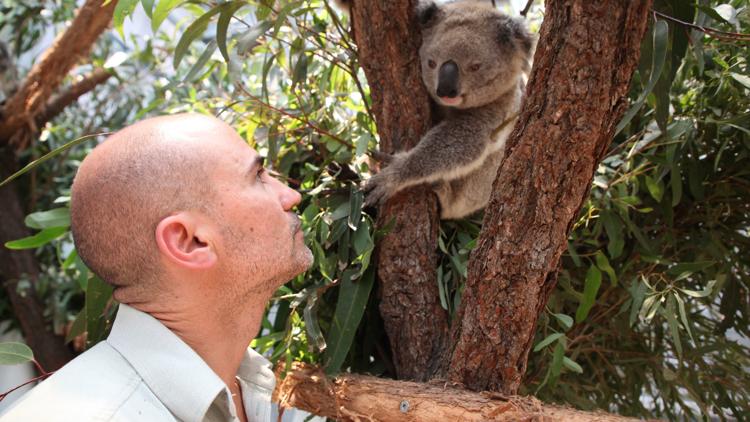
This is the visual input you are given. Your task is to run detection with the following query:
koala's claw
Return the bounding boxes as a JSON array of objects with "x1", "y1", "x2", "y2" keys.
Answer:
[
  {"x1": 362, "y1": 172, "x2": 393, "y2": 208},
  {"x1": 369, "y1": 150, "x2": 394, "y2": 164}
]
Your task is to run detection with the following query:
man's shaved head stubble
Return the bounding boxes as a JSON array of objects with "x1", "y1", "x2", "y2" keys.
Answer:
[{"x1": 70, "y1": 114, "x2": 224, "y2": 303}]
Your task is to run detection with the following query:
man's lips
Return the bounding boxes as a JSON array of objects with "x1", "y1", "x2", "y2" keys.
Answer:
[{"x1": 291, "y1": 216, "x2": 302, "y2": 234}]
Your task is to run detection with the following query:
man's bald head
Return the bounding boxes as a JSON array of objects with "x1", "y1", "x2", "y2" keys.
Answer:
[{"x1": 70, "y1": 114, "x2": 234, "y2": 302}]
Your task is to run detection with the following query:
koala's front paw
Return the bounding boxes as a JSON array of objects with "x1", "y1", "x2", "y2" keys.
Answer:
[{"x1": 362, "y1": 167, "x2": 397, "y2": 208}]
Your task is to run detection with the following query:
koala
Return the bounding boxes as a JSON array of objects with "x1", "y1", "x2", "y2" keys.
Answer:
[{"x1": 363, "y1": 0, "x2": 533, "y2": 219}]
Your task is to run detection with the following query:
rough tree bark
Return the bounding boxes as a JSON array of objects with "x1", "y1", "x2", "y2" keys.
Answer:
[
  {"x1": 0, "y1": 0, "x2": 116, "y2": 371},
  {"x1": 349, "y1": 1, "x2": 449, "y2": 381},
  {"x1": 446, "y1": 0, "x2": 653, "y2": 393},
  {"x1": 273, "y1": 362, "x2": 637, "y2": 421},
  {"x1": 0, "y1": 0, "x2": 116, "y2": 148}
]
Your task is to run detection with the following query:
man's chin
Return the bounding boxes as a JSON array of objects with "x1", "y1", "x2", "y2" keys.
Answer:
[{"x1": 297, "y1": 245, "x2": 314, "y2": 271}]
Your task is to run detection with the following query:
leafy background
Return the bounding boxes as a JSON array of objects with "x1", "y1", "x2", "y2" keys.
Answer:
[{"x1": 0, "y1": 0, "x2": 748, "y2": 419}]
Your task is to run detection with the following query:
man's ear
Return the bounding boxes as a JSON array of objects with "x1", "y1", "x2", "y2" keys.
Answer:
[{"x1": 155, "y1": 213, "x2": 217, "y2": 270}]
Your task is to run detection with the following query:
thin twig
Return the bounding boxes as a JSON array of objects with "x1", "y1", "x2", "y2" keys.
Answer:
[
  {"x1": 235, "y1": 83, "x2": 355, "y2": 150},
  {"x1": 520, "y1": 0, "x2": 534, "y2": 17},
  {"x1": 653, "y1": 9, "x2": 750, "y2": 42},
  {"x1": 0, "y1": 372, "x2": 53, "y2": 402}
]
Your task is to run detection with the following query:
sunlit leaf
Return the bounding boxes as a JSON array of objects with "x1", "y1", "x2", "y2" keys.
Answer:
[
  {"x1": 5, "y1": 226, "x2": 68, "y2": 250},
  {"x1": 173, "y1": 4, "x2": 225, "y2": 69},
  {"x1": 0, "y1": 342, "x2": 34, "y2": 365},
  {"x1": 141, "y1": 0, "x2": 155, "y2": 18},
  {"x1": 113, "y1": 0, "x2": 139, "y2": 39},
  {"x1": 0, "y1": 133, "x2": 105, "y2": 188},
  {"x1": 534, "y1": 332, "x2": 564, "y2": 352},
  {"x1": 182, "y1": 40, "x2": 217, "y2": 83},
  {"x1": 730, "y1": 73, "x2": 750, "y2": 89},
  {"x1": 24, "y1": 208, "x2": 70, "y2": 229},
  {"x1": 553, "y1": 313, "x2": 573, "y2": 331},
  {"x1": 679, "y1": 279, "x2": 717, "y2": 298},
  {"x1": 216, "y1": 0, "x2": 248, "y2": 63},
  {"x1": 562, "y1": 357, "x2": 583, "y2": 374},
  {"x1": 152, "y1": 0, "x2": 182, "y2": 33}
]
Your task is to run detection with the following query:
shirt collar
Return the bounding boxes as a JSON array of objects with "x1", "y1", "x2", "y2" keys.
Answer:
[{"x1": 106, "y1": 304, "x2": 275, "y2": 422}]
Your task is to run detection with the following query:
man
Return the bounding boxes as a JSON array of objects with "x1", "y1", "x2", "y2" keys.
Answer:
[{"x1": 2, "y1": 113, "x2": 313, "y2": 421}]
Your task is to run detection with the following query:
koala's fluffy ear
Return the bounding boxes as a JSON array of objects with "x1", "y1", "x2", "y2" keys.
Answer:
[
  {"x1": 416, "y1": 1, "x2": 442, "y2": 28},
  {"x1": 497, "y1": 17, "x2": 534, "y2": 57}
]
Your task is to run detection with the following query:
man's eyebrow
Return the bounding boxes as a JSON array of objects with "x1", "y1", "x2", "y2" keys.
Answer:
[{"x1": 247, "y1": 155, "x2": 265, "y2": 178}]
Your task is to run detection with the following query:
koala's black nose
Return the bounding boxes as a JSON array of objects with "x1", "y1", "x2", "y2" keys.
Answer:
[{"x1": 437, "y1": 60, "x2": 459, "y2": 98}]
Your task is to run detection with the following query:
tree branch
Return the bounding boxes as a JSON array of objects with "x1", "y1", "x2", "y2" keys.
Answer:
[
  {"x1": 0, "y1": 0, "x2": 116, "y2": 149},
  {"x1": 34, "y1": 68, "x2": 112, "y2": 130},
  {"x1": 273, "y1": 362, "x2": 638, "y2": 421},
  {"x1": 652, "y1": 10, "x2": 750, "y2": 42}
]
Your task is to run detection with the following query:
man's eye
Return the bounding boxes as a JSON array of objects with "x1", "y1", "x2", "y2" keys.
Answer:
[{"x1": 257, "y1": 167, "x2": 266, "y2": 181}]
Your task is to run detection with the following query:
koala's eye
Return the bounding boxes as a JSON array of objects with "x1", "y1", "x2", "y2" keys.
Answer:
[
  {"x1": 428, "y1": 59, "x2": 437, "y2": 69},
  {"x1": 468, "y1": 63, "x2": 482, "y2": 72}
]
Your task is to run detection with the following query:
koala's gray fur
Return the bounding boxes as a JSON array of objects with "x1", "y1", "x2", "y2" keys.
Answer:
[{"x1": 363, "y1": 0, "x2": 532, "y2": 219}]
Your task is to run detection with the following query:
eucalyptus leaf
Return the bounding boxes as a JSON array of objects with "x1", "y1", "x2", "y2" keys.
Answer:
[
  {"x1": 0, "y1": 133, "x2": 105, "y2": 189},
  {"x1": 152, "y1": 0, "x2": 182, "y2": 33},
  {"x1": 562, "y1": 356, "x2": 583, "y2": 374},
  {"x1": 534, "y1": 332, "x2": 564, "y2": 352},
  {"x1": 113, "y1": 0, "x2": 140, "y2": 40},
  {"x1": 216, "y1": 0, "x2": 248, "y2": 63},
  {"x1": 24, "y1": 207, "x2": 70, "y2": 230},
  {"x1": 615, "y1": 19, "x2": 669, "y2": 134},
  {"x1": 5, "y1": 226, "x2": 68, "y2": 250},
  {"x1": 173, "y1": 4, "x2": 225, "y2": 69},
  {"x1": 553, "y1": 313, "x2": 574, "y2": 331},
  {"x1": 324, "y1": 269, "x2": 375, "y2": 376},
  {"x1": 575, "y1": 265, "x2": 602, "y2": 323},
  {"x1": 0, "y1": 342, "x2": 34, "y2": 365}
]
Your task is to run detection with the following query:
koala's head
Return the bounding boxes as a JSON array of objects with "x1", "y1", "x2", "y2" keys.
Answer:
[{"x1": 417, "y1": 0, "x2": 533, "y2": 109}]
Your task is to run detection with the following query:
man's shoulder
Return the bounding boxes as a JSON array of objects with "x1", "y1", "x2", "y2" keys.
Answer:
[{"x1": 1, "y1": 341, "x2": 174, "y2": 421}]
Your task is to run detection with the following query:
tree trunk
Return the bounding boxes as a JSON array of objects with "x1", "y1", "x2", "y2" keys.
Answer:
[
  {"x1": 0, "y1": 0, "x2": 116, "y2": 371},
  {"x1": 0, "y1": 150, "x2": 74, "y2": 371},
  {"x1": 349, "y1": 1, "x2": 449, "y2": 381},
  {"x1": 446, "y1": 0, "x2": 653, "y2": 393},
  {"x1": 273, "y1": 362, "x2": 638, "y2": 421}
]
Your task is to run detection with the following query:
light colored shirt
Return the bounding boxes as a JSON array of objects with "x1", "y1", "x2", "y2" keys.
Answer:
[{"x1": 0, "y1": 304, "x2": 276, "y2": 422}]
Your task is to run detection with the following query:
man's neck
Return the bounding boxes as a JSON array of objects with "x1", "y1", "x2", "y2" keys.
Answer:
[{"x1": 133, "y1": 299, "x2": 263, "y2": 387}]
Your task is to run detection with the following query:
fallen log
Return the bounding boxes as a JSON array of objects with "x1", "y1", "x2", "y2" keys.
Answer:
[{"x1": 273, "y1": 363, "x2": 638, "y2": 421}]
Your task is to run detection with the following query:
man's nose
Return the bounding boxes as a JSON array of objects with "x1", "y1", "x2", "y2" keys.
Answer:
[{"x1": 278, "y1": 183, "x2": 302, "y2": 211}]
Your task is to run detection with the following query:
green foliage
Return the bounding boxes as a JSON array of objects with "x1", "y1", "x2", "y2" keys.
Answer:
[
  {"x1": 0, "y1": 343, "x2": 34, "y2": 366},
  {"x1": 2, "y1": 0, "x2": 748, "y2": 419}
]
